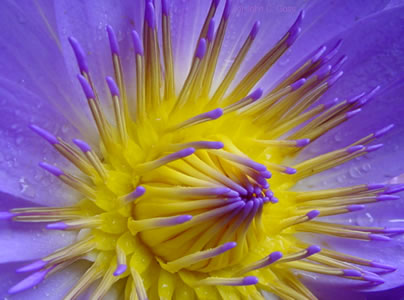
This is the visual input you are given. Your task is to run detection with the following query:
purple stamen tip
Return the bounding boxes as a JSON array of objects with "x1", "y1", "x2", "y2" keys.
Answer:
[
  {"x1": 367, "y1": 183, "x2": 385, "y2": 190},
  {"x1": 312, "y1": 45, "x2": 327, "y2": 63},
  {"x1": 8, "y1": 270, "x2": 48, "y2": 294},
  {"x1": 250, "y1": 21, "x2": 261, "y2": 39},
  {"x1": 77, "y1": 74, "x2": 95, "y2": 100},
  {"x1": 265, "y1": 190, "x2": 273, "y2": 197},
  {"x1": 357, "y1": 86, "x2": 381, "y2": 107},
  {"x1": 347, "y1": 92, "x2": 366, "y2": 104},
  {"x1": 0, "y1": 211, "x2": 15, "y2": 220},
  {"x1": 327, "y1": 70, "x2": 343, "y2": 87},
  {"x1": 249, "y1": 88, "x2": 263, "y2": 101},
  {"x1": 106, "y1": 76, "x2": 120, "y2": 97},
  {"x1": 222, "y1": 242, "x2": 237, "y2": 251},
  {"x1": 16, "y1": 260, "x2": 47, "y2": 273},
  {"x1": 242, "y1": 276, "x2": 258, "y2": 285},
  {"x1": 364, "y1": 85, "x2": 381, "y2": 101},
  {"x1": 290, "y1": 10, "x2": 304, "y2": 33},
  {"x1": 29, "y1": 125, "x2": 59, "y2": 145},
  {"x1": 195, "y1": 38, "x2": 207, "y2": 59},
  {"x1": 175, "y1": 215, "x2": 193, "y2": 224},
  {"x1": 284, "y1": 167, "x2": 297, "y2": 175},
  {"x1": 332, "y1": 55, "x2": 348, "y2": 73},
  {"x1": 367, "y1": 144, "x2": 383, "y2": 153},
  {"x1": 213, "y1": 187, "x2": 231, "y2": 195},
  {"x1": 383, "y1": 227, "x2": 404, "y2": 234},
  {"x1": 39, "y1": 162, "x2": 64, "y2": 177},
  {"x1": 46, "y1": 222, "x2": 68, "y2": 230},
  {"x1": 223, "y1": 0, "x2": 232, "y2": 20},
  {"x1": 315, "y1": 64, "x2": 332, "y2": 81},
  {"x1": 343, "y1": 269, "x2": 362, "y2": 277},
  {"x1": 226, "y1": 190, "x2": 240, "y2": 198},
  {"x1": 177, "y1": 147, "x2": 195, "y2": 158},
  {"x1": 347, "y1": 205, "x2": 365, "y2": 212},
  {"x1": 145, "y1": 2, "x2": 156, "y2": 29},
  {"x1": 132, "y1": 31, "x2": 144, "y2": 56},
  {"x1": 291, "y1": 78, "x2": 306, "y2": 91},
  {"x1": 262, "y1": 197, "x2": 270, "y2": 203},
  {"x1": 68, "y1": 37, "x2": 89, "y2": 73},
  {"x1": 207, "y1": 108, "x2": 223, "y2": 120},
  {"x1": 113, "y1": 264, "x2": 127, "y2": 276},
  {"x1": 250, "y1": 162, "x2": 267, "y2": 172},
  {"x1": 213, "y1": 0, "x2": 221, "y2": 7},
  {"x1": 307, "y1": 245, "x2": 321, "y2": 256},
  {"x1": 286, "y1": 27, "x2": 301, "y2": 46},
  {"x1": 346, "y1": 145, "x2": 364, "y2": 154},
  {"x1": 207, "y1": 19, "x2": 215, "y2": 42},
  {"x1": 323, "y1": 98, "x2": 339, "y2": 110},
  {"x1": 270, "y1": 197, "x2": 279, "y2": 203},
  {"x1": 162, "y1": 0, "x2": 169, "y2": 16},
  {"x1": 377, "y1": 195, "x2": 400, "y2": 201},
  {"x1": 363, "y1": 273, "x2": 385, "y2": 284},
  {"x1": 134, "y1": 186, "x2": 146, "y2": 198},
  {"x1": 106, "y1": 25, "x2": 120, "y2": 55},
  {"x1": 369, "y1": 234, "x2": 391, "y2": 241},
  {"x1": 370, "y1": 261, "x2": 396, "y2": 271},
  {"x1": 261, "y1": 170, "x2": 272, "y2": 179},
  {"x1": 73, "y1": 139, "x2": 92, "y2": 153},
  {"x1": 385, "y1": 184, "x2": 404, "y2": 194},
  {"x1": 208, "y1": 141, "x2": 224, "y2": 149},
  {"x1": 296, "y1": 138, "x2": 310, "y2": 147},
  {"x1": 306, "y1": 210, "x2": 320, "y2": 220},
  {"x1": 269, "y1": 251, "x2": 283, "y2": 262},
  {"x1": 375, "y1": 124, "x2": 395, "y2": 138},
  {"x1": 322, "y1": 39, "x2": 342, "y2": 63},
  {"x1": 269, "y1": 251, "x2": 283, "y2": 263}
]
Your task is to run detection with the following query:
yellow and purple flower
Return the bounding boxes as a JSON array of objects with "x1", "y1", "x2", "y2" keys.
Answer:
[{"x1": 1, "y1": 0, "x2": 404, "y2": 299}]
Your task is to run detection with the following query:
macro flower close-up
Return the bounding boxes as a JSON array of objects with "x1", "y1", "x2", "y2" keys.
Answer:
[{"x1": 1, "y1": 0, "x2": 404, "y2": 299}]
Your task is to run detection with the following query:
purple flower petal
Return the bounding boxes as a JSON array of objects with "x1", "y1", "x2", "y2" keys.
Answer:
[
  {"x1": 0, "y1": 219, "x2": 75, "y2": 263},
  {"x1": 53, "y1": 0, "x2": 144, "y2": 104},
  {"x1": 214, "y1": 0, "x2": 392, "y2": 94},
  {"x1": 0, "y1": 1, "x2": 91, "y2": 132},
  {"x1": 296, "y1": 6, "x2": 404, "y2": 190},
  {"x1": 0, "y1": 261, "x2": 87, "y2": 299},
  {"x1": 0, "y1": 79, "x2": 82, "y2": 206},
  {"x1": 300, "y1": 234, "x2": 404, "y2": 294}
]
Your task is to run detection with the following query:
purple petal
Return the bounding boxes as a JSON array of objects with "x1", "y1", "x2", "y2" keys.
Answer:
[
  {"x1": 0, "y1": 261, "x2": 87, "y2": 299},
  {"x1": 53, "y1": 0, "x2": 144, "y2": 106},
  {"x1": 296, "y1": 7, "x2": 404, "y2": 191},
  {"x1": 0, "y1": 79, "x2": 79, "y2": 206},
  {"x1": 0, "y1": 218, "x2": 75, "y2": 263},
  {"x1": 0, "y1": 1, "x2": 92, "y2": 133}
]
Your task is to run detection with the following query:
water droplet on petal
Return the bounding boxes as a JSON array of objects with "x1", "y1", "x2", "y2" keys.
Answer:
[
  {"x1": 15, "y1": 136, "x2": 23, "y2": 145},
  {"x1": 361, "y1": 163, "x2": 371, "y2": 172},
  {"x1": 349, "y1": 167, "x2": 362, "y2": 178},
  {"x1": 278, "y1": 49, "x2": 291, "y2": 66}
]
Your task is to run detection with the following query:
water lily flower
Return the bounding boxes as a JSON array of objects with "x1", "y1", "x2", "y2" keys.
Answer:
[{"x1": 1, "y1": 0, "x2": 404, "y2": 299}]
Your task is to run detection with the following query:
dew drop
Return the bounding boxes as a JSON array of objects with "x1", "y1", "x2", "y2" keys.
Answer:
[
  {"x1": 365, "y1": 212, "x2": 374, "y2": 224},
  {"x1": 336, "y1": 174, "x2": 346, "y2": 183},
  {"x1": 19, "y1": 177, "x2": 36, "y2": 199},
  {"x1": 61, "y1": 124, "x2": 69, "y2": 134},
  {"x1": 15, "y1": 136, "x2": 24, "y2": 145},
  {"x1": 349, "y1": 167, "x2": 362, "y2": 178},
  {"x1": 278, "y1": 49, "x2": 291, "y2": 66},
  {"x1": 361, "y1": 163, "x2": 371, "y2": 172},
  {"x1": 334, "y1": 132, "x2": 342, "y2": 142}
]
